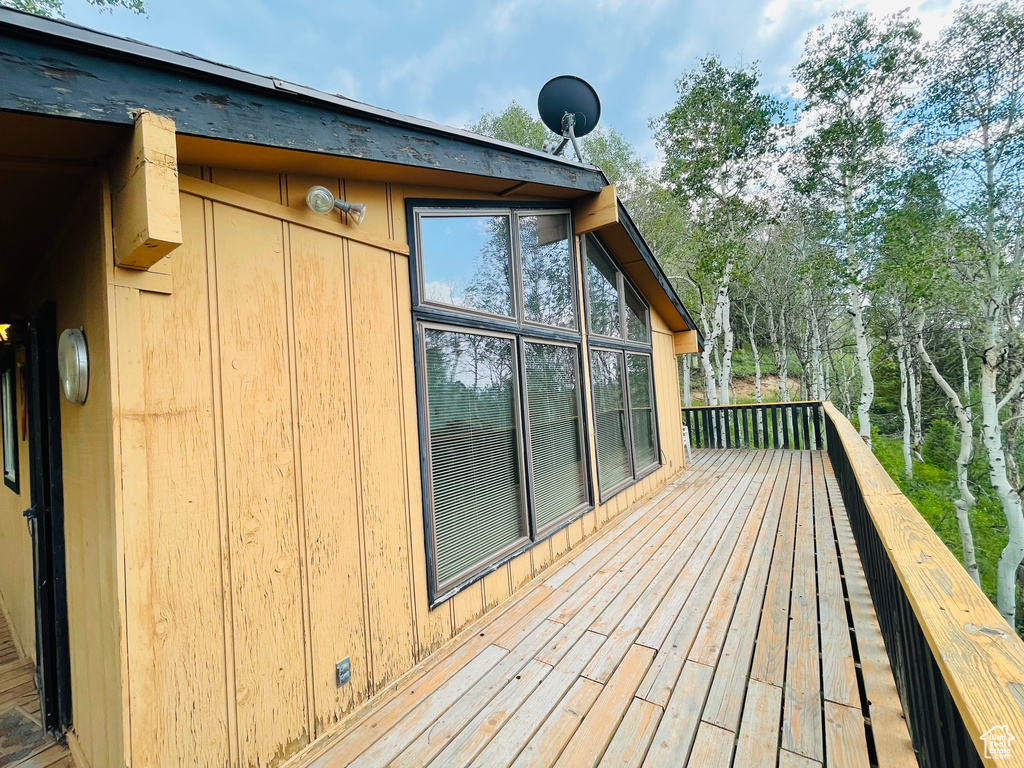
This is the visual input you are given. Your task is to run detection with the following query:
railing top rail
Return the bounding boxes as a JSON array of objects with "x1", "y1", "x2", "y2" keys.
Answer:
[
  {"x1": 681, "y1": 400, "x2": 824, "y2": 410},
  {"x1": 822, "y1": 401, "x2": 1024, "y2": 759}
]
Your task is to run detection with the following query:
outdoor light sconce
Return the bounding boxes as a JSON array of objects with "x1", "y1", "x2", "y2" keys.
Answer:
[
  {"x1": 305, "y1": 186, "x2": 367, "y2": 226},
  {"x1": 57, "y1": 328, "x2": 89, "y2": 405}
]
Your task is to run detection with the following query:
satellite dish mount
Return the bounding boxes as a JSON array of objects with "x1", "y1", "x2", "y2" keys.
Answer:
[{"x1": 538, "y1": 76, "x2": 601, "y2": 162}]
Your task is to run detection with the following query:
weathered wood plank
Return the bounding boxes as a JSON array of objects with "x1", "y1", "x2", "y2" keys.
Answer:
[
  {"x1": 509, "y1": 678, "x2": 602, "y2": 768},
  {"x1": 781, "y1": 452, "x2": 823, "y2": 762},
  {"x1": 749, "y1": 452, "x2": 801, "y2": 687},
  {"x1": 824, "y1": 701, "x2": 871, "y2": 768},
  {"x1": 424, "y1": 659, "x2": 551, "y2": 768},
  {"x1": 732, "y1": 679, "x2": 783, "y2": 767},
  {"x1": 813, "y1": 453, "x2": 858, "y2": 708},
  {"x1": 596, "y1": 697, "x2": 663, "y2": 768},
  {"x1": 685, "y1": 721, "x2": 736, "y2": 767},
  {"x1": 554, "y1": 644, "x2": 655, "y2": 768},
  {"x1": 822, "y1": 455, "x2": 917, "y2": 768},
  {"x1": 701, "y1": 453, "x2": 794, "y2": 731},
  {"x1": 471, "y1": 631, "x2": 607, "y2": 768},
  {"x1": 643, "y1": 660, "x2": 714, "y2": 768}
]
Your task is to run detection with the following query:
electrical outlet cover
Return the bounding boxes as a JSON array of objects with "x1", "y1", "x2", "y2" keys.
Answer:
[{"x1": 336, "y1": 658, "x2": 351, "y2": 687}]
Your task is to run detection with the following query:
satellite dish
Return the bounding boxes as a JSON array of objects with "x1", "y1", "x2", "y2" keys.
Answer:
[{"x1": 538, "y1": 75, "x2": 601, "y2": 160}]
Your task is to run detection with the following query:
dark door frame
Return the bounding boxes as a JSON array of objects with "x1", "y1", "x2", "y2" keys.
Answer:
[{"x1": 23, "y1": 301, "x2": 72, "y2": 733}]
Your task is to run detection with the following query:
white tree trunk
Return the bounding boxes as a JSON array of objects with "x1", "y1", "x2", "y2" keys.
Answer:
[
  {"x1": 917, "y1": 323, "x2": 980, "y2": 586},
  {"x1": 810, "y1": 304, "x2": 826, "y2": 401},
  {"x1": 699, "y1": 301, "x2": 719, "y2": 406},
  {"x1": 959, "y1": 332, "x2": 971, "y2": 401},
  {"x1": 749, "y1": 323, "x2": 763, "y2": 404},
  {"x1": 982, "y1": 347, "x2": 1024, "y2": 625},
  {"x1": 849, "y1": 283, "x2": 874, "y2": 445},
  {"x1": 778, "y1": 314, "x2": 791, "y2": 404},
  {"x1": 682, "y1": 355, "x2": 692, "y2": 407},
  {"x1": 896, "y1": 325, "x2": 913, "y2": 479},
  {"x1": 721, "y1": 293, "x2": 735, "y2": 404},
  {"x1": 911, "y1": 351, "x2": 923, "y2": 455}
]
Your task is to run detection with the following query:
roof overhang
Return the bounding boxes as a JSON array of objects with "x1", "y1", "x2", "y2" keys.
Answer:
[{"x1": 0, "y1": 6, "x2": 702, "y2": 347}]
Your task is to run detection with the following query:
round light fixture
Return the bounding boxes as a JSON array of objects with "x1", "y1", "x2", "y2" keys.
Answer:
[
  {"x1": 306, "y1": 185, "x2": 337, "y2": 215},
  {"x1": 57, "y1": 328, "x2": 89, "y2": 405},
  {"x1": 305, "y1": 186, "x2": 367, "y2": 226}
]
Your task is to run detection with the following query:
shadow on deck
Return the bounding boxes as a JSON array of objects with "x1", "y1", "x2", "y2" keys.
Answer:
[{"x1": 298, "y1": 449, "x2": 915, "y2": 768}]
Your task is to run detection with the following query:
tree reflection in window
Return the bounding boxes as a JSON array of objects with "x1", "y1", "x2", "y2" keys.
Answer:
[
  {"x1": 420, "y1": 215, "x2": 514, "y2": 318},
  {"x1": 590, "y1": 349, "x2": 632, "y2": 490},
  {"x1": 519, "y1": 214, "x2": 576, "y2": 329},
  {"x1": 424, "y1": 328, "x2": 525, "y2": 585},
  {"x1": 586, "y1": 238, "x2": 622, "y2": 338},
  {"x1": 627, "y1": 353, "x2": 658, "y2": 471}
]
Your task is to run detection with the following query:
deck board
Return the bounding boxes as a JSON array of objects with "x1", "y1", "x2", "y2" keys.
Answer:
[
  {"x1": 0, "y1": 611, "x2": 73, "y2": 768},
  {"x1": 301, "y1": 449, "x2": 916, "y2": 768}
]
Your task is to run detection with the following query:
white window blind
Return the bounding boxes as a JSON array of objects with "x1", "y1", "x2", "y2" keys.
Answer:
[
  {"x1": 590, "y1": 348, "x2": 632, "y2": 491},
  {"x1": 423, "y1": 328, "x2": 527, "y2": 587},
  {"x1": 524, "y1": 342, "x2": 587, "y2": 529},
  {"x1": 627, "y1": 353, "x2": 658, "y2": 471}
]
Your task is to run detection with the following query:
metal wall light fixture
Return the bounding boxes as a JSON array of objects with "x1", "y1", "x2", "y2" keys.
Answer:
[
  {"x1": 305, "y1": 186, "x2": 367, "y2": 226},
  {"x1": 57, "y1": 328, "x2": 89, "y2": 404}
]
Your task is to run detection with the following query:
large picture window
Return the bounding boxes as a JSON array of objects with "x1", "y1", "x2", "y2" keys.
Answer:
[
  {"x1": 584, "y1": 235, "x2": 660, "y2": 498},
  {"x1": 413, "y1": 204, "x2": 590, "y2": 599}
]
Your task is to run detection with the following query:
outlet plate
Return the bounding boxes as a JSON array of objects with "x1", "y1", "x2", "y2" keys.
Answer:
[{"x1": 336, "y1": 658, "x2": 351, "y2": 687}]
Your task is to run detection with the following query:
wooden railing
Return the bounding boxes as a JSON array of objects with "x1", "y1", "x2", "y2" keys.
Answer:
[
  {"x1": 681, "y1": 400, "x2": 1024, "y2": 766},
  {"x1": 681, "y1": 400, "x2": 824, "y2": 450},
  {"x1": 824, "y1": 402, "x2": 1024, "y2": 768}
]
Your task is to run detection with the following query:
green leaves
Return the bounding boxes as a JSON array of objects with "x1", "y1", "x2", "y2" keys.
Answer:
[
  {"x1": 2, "y1": 0, "x2": 145, "y2": 16},
  {"x1": 655, "y1": 56, "x2": 784, "y2": 209}
]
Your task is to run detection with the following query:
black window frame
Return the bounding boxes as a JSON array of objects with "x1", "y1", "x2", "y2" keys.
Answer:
[
  {"x1": 2, "y1": 350, "x2": 19, "y2": 494},
  {"x1": 582, "y1": 234, "x2": 662, "y2": 503},
  {"x1": 408, "y1": 199, "x2": 595, "y2": 606}
]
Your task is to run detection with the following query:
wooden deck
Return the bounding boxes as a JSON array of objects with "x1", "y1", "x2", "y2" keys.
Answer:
[
  {"x1": 0, "y1": 611, "x2": 73, "y2": 768},
  {"x1": 300, "y1": 449, "x2": 916, "y2": 768}
]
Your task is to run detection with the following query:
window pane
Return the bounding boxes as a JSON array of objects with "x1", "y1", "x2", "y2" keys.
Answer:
[
  {"x1": 520, "y1": 214, "x2": 576, "y2": 329},
  {"x1": 524, "y1": 343, "x2": 587, "y2": 529},
  {"x1": 420, "y1": 215, "x2": 514, "y2": 318},
  {"x1": 2, "y1": 369, "x2": 14, "y2": 482},
  {"x1": 590, "y1": 349, "x2": 631, "y2": 491},
  {"x1": 628, "y1": 353, "x2": 658, "y2": 471},
  {"x1": 625, "y1": 282, "x2": 649, "y2": 343},
  {"x1": 586, "y1": 237, "x2": 622, "y2": 338},
  {"x1": 424, "y1": 328, "x2": 526, "y2": 585}
]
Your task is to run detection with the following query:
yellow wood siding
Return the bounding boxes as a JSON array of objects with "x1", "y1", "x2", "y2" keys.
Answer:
[
  {"x1": 0, "y1": 176, "x2": 127, "y2": 768},
  {"x1": 112, "y1": 167, "x2": 686, "y2": 768},
  {"x1": 0, "y1": 347, "x2": 34, "y2": 662}
]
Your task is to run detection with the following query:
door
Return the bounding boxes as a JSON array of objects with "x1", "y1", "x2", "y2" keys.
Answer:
[{"x1": 23, "y1": 301, "x2": 72, "y2": 733}]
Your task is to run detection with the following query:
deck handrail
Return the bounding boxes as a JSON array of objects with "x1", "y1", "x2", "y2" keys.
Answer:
[{"x1": 821, "y1": 401, "x2": 1024, "y2": 767}]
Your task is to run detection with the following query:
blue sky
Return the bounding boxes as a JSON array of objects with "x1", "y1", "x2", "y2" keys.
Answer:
[{"x1": 63, "y1": 0, "x2": 961, "y2": 162}]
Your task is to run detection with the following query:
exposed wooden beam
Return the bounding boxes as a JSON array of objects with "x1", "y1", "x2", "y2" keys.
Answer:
[
  {"x1": 673, "y1": 330, "x2": 699, "y2": 355},
  {"x1": 574, "y1": 185, "x2": 618, "y2": 235},
  {"x1": 110, "y1": 110, "x2": 182, "y2": 270}
]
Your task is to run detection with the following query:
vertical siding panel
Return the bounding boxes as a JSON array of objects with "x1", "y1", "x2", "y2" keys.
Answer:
[
  {"x1": 213, "y1": 202, "x2": 308, "y2": 764},
  {"x1": 393, "y1": 252, "x2": 453, "y2": 656},
  {"x1": 388, "y1": 182, "x2": 454, "y2": 657},
  {"x1": 287, "y1": 219, "x2": 370, "y2": 732},
  {"x1": 452, "y1": 582, "x2": 486, "y2": 631},
  {"x1": 204, "y1": 194, "x2": 241, "y2": 768},
  {"x1": 348, "y1": 239, "x2": 416, "y2": 691},
  {"x1": 483, "y1": 567, "x2": 511, "y2": 610},
  {"x1": 123, "y1": 193, "x2": 231, "y2": 766},
  {"x1": 509, "y1": 551, "x2": 533, "y2": 592}
]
